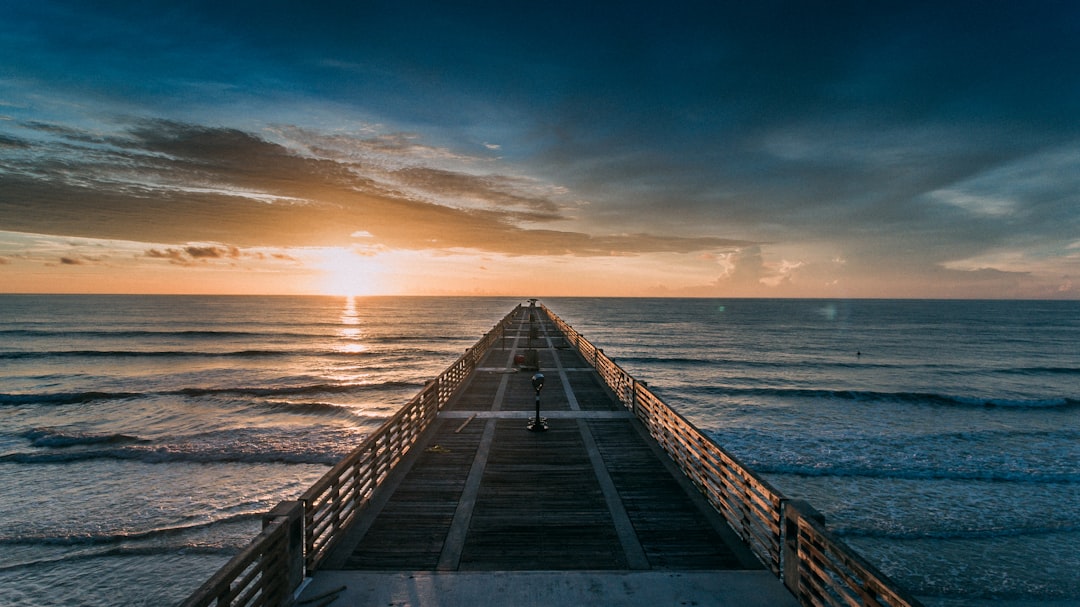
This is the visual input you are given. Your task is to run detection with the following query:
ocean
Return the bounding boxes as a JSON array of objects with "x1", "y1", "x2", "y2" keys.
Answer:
[{"x1": 0, "y1": 296, "x2": 1077, "y2": 606}]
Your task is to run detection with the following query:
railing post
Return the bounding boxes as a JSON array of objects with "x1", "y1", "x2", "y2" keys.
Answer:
[
  {"x1": 263, "y1": 500, "x2": 305, "y2": 606},
  {"x1": 782, "y1": 499, "x2": 825, "y2": 599}
]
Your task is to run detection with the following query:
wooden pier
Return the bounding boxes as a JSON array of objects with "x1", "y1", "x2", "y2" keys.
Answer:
[{"x1": 182, "y1": 303, "x2": 923, "y2": 607}]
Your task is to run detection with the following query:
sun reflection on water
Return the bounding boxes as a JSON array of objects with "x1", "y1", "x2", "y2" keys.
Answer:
[
  {"x1": 341, "y1": 295, "x2": 359, "y2": 323},
  {"x1": 336, "y1": 296, "x2": 369, "y2": 354}
]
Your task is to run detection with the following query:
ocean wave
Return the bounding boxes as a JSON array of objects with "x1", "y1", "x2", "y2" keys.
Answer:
[
  {"x1": 250, "y1": 400, "x2": 367, "y2": 418},
  {"x1": 0, "y1": 380, "x2": 422, "y2": 407},
  {"x1": 683, "y1": 385, "x2": 1079, "y2": 410},
  {"x1": 619, "y1": 356, "x2": 896, "y2": 370},
  {"x1": 999, "y1": 365, "x2": 1080, "y2": 376},
  {"x1": 369, "y1": 335, "x2": 468, "y2": 343},
  {"x1": 0, "y1": 544, "x2": 242, "y2": 572},
  {"x1": 0, "y1": 445, "x2": 343, "y2": 466},
  {"x1": 5, "y1": 423, "x2": 359, "y2": 465},
  {"x1": 945, "y1": 395, "x2": 1078, "y2": 409},
  {"x1": 0, "y1": 349, "x2": 302, "y2": 359},
  {"x1": 0, "y1": 328, "x2": 322, "y2": 339},
  {"x1": 0, "y1": 512, "x2": 261, "y2": 548},
  {"x1": 20, "y1": 428, "x2": 148, "y2": 448},
  {"x1": 755, "y1": 462, "x2": 1080, "y2": 484},
  {"x1": 0, "y1": 347, "x2": 454, "y2": 360},
  {"x1": 832, "y1": 522, "x2": 1080, "y2": 542},
  {"x1": 0, "y1": 516, "x2": 258, "y2": 571},
  {"x1": 617, "y1": 356, "x2": 716, "y2": 366},
  {"x1": 0, "y1": 391, "x2": 142, "y2": 406},
  {"x1": 170, "y1": 381, "x2": 420, "y2": 399}
]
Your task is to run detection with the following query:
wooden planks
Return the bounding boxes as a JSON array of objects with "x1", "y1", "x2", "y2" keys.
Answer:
[
  {"x1": 333, "y1": 415, "x2": 753, "y2": 572},
  {"x1": 458, "y1": 420, "x2": 626, "y2": 570},
  {"x1": 446, "y1": 370, "x2": 505, "y2": 411},
  {"x1": 342, "y1": 420, "x2": 484, "y2": 570},
  {"x1": 330, "y1": 305, "x2": 757, "y2": 574},
  {"x1": 588, "y1": 420, "x2": 748, "y2": 570}
]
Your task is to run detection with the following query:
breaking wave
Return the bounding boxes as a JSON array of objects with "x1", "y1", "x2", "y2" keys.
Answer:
[
  {"x1": 20, "y1": 428, "x2": 148, "y2": 448},
  {"x1": 750, "y1": 462, "x2": 1080, "y2": 484},
  {"x1": 683, "y1": 385, "x2": 1079, "y2": 410},
  {"x1": 0, "y1": 444, "x2": 346, "y2": 466},
  {"x1": 1, "y1": 380, "x2": 423, "y2": 407},
  {"x1": 833, "y1": 522, "x2": 1080, "y2": 541},
  {"x1": 0, "y1": 512, "x2": 261, "y2": 548}
]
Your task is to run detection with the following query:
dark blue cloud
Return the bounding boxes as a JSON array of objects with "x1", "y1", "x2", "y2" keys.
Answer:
[{"x1": 8, "y1": 1, "x2": 1077, "y2": 135}]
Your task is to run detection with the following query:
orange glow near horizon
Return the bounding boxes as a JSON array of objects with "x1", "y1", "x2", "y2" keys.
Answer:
[
  {"x1": 1, "y1": 232, "x2": 1074, "y2": 299},
  {"x1": 316, "y1": 248, "x2": 388, "y2": 296}
]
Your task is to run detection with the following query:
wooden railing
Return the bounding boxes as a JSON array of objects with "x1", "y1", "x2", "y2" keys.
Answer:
[
  {"x1": 633, "y1": 385, "x2": 784, "y2": 574},
  {"x1": 179, "y1": 501, "x2": 303, "y2": 607},
  {"x1": 298, "y1": 382, "x2": 440, "y2": 571},
  {"x1": 180, "y1": 305, "x2": 522, "y2": 607},
  {"x1": 541, "y1": 304, "x2": 924, "y2": 607}
]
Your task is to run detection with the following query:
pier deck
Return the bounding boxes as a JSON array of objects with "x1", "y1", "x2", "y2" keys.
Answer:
[{"x1": 297, "y1": 307, "x2": 799, "y2": 606}]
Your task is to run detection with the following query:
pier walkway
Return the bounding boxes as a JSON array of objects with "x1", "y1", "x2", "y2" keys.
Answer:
[
  {"x1": 296, "y1": 306, "x2": 798, "y2": 606},
  {"x1": 183, "y1": 303, "x2": 922, "y2": 607}
]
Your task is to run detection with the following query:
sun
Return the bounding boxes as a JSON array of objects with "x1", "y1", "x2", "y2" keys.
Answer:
[{"x1": 316, "y1": 247, "x2": 385, "y2": 296}]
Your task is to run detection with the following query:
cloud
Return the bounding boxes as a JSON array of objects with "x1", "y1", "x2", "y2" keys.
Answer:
[
  {"x1": 0, "y1": 119, "x2": 750, "y2": 256},
  {"x1": 930, "y1": 189, "x2": 1016, "y2": 217},
  {"x1": 387, "y1": 166, "x2": 563, "y2": 217},
  {"x1": 707, "y1": 245, "x2": 809, "y2": 292},
  {"x1": 926, "y1": 146, "x2": 1080, "y2": 227},
  {"x1": 183, "y1": 245, "x2": 240, "y2": 259},
  {"x1": 711, "y1": 245, "x2": 788, "y2": 290},
  {"x1": 145, "y1": 244, "x2": 243, "y2": 265},
  {"x1": 273, "y1": 127, "x2": 483, "y2": 166},
  {"x1": 52, "y1": 254, "x2": 108, "y2": 266},
  {"x1": 717, "y1": 246, "x2": 767, "y2": 287}
]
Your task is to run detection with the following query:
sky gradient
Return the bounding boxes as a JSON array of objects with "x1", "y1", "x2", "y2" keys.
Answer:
[{"x1": 2, "y1": 1, "x2": 1078, "y2": 297}]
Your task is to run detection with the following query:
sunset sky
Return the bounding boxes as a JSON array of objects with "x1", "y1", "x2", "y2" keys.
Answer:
[{"x1": 2, "y1": 1, "x2": 1078, "y2": 297}]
